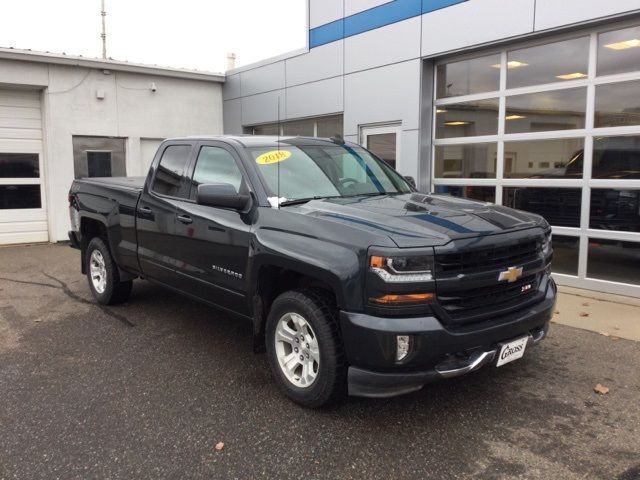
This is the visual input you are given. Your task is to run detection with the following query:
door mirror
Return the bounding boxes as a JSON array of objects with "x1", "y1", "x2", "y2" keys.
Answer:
[
  {"x1": 197, "y1": 183, "x2": 250, "y2": 210},
  {"x1": 404, "y1": 176, "x2": 417, "y2": 188}
]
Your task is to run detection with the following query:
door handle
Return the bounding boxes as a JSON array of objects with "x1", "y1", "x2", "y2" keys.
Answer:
[
  {"x1": 177, "y1": 214, "x2": 193, "y2": 225},
  {"x1": 138, "y1": 206, "x2": 152, "y2": 214}
]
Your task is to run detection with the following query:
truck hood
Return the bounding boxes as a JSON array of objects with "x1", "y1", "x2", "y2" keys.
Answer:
[{"x1": 293, "y1": 193, "x2": 546, "y2": 248}]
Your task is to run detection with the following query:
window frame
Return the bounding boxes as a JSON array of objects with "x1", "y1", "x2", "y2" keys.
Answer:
[{"x1": 149, "y1": 142, "x2": 196, "y2": 201}]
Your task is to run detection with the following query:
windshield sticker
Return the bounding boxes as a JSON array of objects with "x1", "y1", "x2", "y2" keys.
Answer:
[{"x1": 256, "y1": 150, "x2": 291, "y2": 165}]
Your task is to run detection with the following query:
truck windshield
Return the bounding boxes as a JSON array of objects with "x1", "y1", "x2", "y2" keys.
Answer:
[{"x1": 248, "y1": 144, "x2": 412, "y2": 205}]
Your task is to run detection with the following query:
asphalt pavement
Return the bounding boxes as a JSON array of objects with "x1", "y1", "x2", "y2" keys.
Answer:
[{"x1": 0, "y1": 243, "x2": 639, "y2": 480}]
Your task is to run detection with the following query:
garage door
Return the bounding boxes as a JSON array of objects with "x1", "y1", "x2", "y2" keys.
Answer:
[{"x1": 0, "y1": 88, "x2": 47, "y2": 245}]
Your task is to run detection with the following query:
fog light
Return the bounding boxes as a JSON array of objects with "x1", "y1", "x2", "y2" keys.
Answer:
[{"x1": 396, "y1": 335, "x2": 411, "y2": 361}]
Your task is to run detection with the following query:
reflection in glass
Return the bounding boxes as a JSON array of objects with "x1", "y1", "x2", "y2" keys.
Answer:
[
  {"x1": 435, "y1": 98, "x2": 499, "y2": 138},
  {"x1": 507, "y1": 37, "x2": 589, "y2": 88},
  {"x1": 283, "y1": 118, "x2": 315, "y2": 136},
  {"x1": 503, "y1": 187, "x2": 581, "y2": 227},
  {"x1": 505, "y1": 88, "x2": 586, "y2": 133},
  {"x1": 316, "y1": 115, "x2": 343, "y2": 138},
  {"x1": 588, "y1": 239, "x2": 640, "y2": 285},
  {"x1": 592, "y1": 135, "x2": 640, "y2": 179},
  {"x1": 0, "y1": 184, "x2": 41, "y2": 209},
  {"x1": 434, "y1": 185, "x2": 495, "y2": 203},
  {"x1": 551, "y1": 235, "x2": 579, "y2": 276},
  {"x1": 434, "y1": 144, "x2": 497, "y2": 178},
  {"x1": 590, "y1": 189, "x2": 640, "y2": 232},
  {"x1": 0, "y1": 153, "x2": 39, "y2": 178},
  {"x1": 367, "y1": 133, "x2": 397, "y2": 168},
  {"x1": 436, "y1": 54, "x2": 500, "y2": 98},
  {"x1": 598, "y1": 25, "x2": 640, "y2": 76},
  {"x1": 503, "y1": 139, "x2": 584, "y2": 178},
  {"x1": 594, "y1": 80, "x2": 640, "y2": 128}
]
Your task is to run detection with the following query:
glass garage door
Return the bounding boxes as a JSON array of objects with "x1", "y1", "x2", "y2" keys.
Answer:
[
  {"x1": 431, "y1": 22, "x2": 640, "y2": 297},
  {"x1": 0, "y1": 88, "x2": 47, "y2": 245}
]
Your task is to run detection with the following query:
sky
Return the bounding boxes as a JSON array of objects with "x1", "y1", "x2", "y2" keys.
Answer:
[{"x1": 0, "y1": 0, "x2": 307, "y2": 73}]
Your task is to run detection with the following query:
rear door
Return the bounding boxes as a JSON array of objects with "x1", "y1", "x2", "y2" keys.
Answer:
[
  {"x1": 172, "y1": 142, "x2": 253, "y2": 315},
  {"x1": 136, "y1": 142, "x2": 195, "y2": 286}
]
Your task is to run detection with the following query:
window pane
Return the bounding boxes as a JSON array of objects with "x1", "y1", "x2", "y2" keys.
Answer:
[
  {"x1": 87, "y1": 152, "x2": 112, "y2": 177},
  {"x1": 598, "y1": 25, "x2": 640, "y2": 76},
  {"x1": 190, "y1": 146, "x2": 244, "y2": 199},
  {"x1": 283, "y1": 118, "x2": 314, "y2": 136},
  {"x1": 503, "y1": 187, "x2": 581, "y2": 227},
  {"x1": 0, "y1": 153, "x2": 39, "y2": 178},
  {"x1": 434, "y1": 185, "x2": 495, "y2": 203},
  {"x1": 587, "y1": 239, "x2": 640, "y2": 284},
  {"x1": 434, "y1": 143, "x2": 497, "y2": 178},
  {"x1": 435, "y1": 98, "x2": 499, "y2": 138},
  {"x1": 436, "y1": 54, "x2": 500, "y2": 98},
  {"x1": 507, "y1": 37, "x2": 589, "y2": 88},
  {"x1": 594, "y1": 80, "x2": 640, "y2": 128},
  {"x1": 253, "y1": 124, "x2": 279, "y2": 135},
  {"x1": 551, "y1": 235, "x2": 579, "y2": 276},
  {"x1": 503, "y1": 138, "x2": 584, "y2": 178},
  {"x1": 367, "y1": 133, "x2": 396, "y2": 168},
  {"x1": 505, "y1": 88, "x2": 586, "y2": 133},
  {"x1": 590, "y1": 188, "x2": 640, "y2": 232},
  {"x1": 0, "y1": 184, "x2": 41, "y2": 209},
  {"x1": 592, "y1": 135, "x2": 640, "y2": 179},
  {"x1": 152, "y1": 145, "x2": 192, "y2": 197},
  {"x1": 316, "y1": 115, "x2": 343, "y2": 138}
]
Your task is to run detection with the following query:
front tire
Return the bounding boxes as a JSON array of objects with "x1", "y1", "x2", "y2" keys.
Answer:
[
  {"x1": 266, "y1": 289, "x2": 346, "y2": 408},
  {"x1": 85, "y1": 237, "x2": 132, "y2": 305}
]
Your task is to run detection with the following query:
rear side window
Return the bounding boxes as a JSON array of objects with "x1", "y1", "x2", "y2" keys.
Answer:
[
  {"x1": 189, "y1": 146, "x2": 245, "y2": 199},
  {"x1": 152, "y1": 145, "x2": 192, "y2": 197}
]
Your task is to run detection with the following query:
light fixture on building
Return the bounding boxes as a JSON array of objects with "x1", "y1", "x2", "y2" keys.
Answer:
[
  {"x1": 150, "y1": 82, "x2": 157, "y2": 92},
  {"x1": 436, "y1": 109, "x2": 447, "y2": 113},
  {"x1": 96, "y1": 89, "x2": 105, "y2": 100},
  {"x1": 556, "y1": 72, "x2": 587, "y2": 80},
  {"x1": 505, "y1": 114, "x2": 526, "y2": 120},
  {"x1": 604, "y1": 39, "x2": 640, "y2": 50},
  {"x1": 491, "y1": 60, "x2": 529, "y2": 69},
  {"x1": 444, "y1": 121, "x2": 470, "y2": 126}
]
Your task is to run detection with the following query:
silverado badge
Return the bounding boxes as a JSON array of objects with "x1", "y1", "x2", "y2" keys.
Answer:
[{"x1": 498, "y1": 266, "x2": 523, "y2": 283}]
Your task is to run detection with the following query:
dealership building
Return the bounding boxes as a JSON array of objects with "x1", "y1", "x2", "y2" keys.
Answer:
[{"x1": 223, "y1": 0, "x2": 640, "y2": 297}]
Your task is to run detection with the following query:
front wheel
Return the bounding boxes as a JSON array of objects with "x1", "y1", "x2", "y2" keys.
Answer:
[
  {"x1": 266, "y1": 289, "x2": 347, "y2": 408},
  {"x1": 85, "y1": 237, "x2": 132, "y2": 305}
]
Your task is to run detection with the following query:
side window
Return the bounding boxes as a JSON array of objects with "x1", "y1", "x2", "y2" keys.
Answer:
[
  {"x1": 152, "y1": 145, "x2": 192, "y2": 197},
  {"x1": 190, "y1": 146, "x2": 244, "y2": 199}
]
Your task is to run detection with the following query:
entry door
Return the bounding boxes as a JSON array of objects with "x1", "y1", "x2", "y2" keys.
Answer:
[
  {"x1": 361, "y1": 124, "x2": 401, "y2": 169},
  {"x1": 173, "y1": 143, "x2": 253, "y2": 315}
]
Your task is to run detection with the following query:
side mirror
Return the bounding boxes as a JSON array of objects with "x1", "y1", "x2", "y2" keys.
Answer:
[
  {"x1": 404, "y1": 176, "x2": 417, "y2": 188},
  {"x1": 197, "y1": 183, "x2": 250, "y2": 211}
]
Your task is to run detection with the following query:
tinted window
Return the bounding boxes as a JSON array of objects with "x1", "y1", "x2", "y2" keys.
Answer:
[
  {"x1": 0, "y1": 153, "x2": 39, "y2": 178},
  {"x1": 594, "y1": 80, "x2": 640, "y2": 128},
  {"x1": 87, "y1": 151, "x2": 112, "y2": 177},
  {"x1": 551, "y1": 235, "x2": 579, "y2": 276},
  {"x1": 505, "y1": 88, "x2": 587, "y2": 133},
  {"x1": 588, "y1": 239, "x2": 640, "y2": 284},
  {"x1": 152, "y1": 145, "x2": 192, "y2": 197},
  {"x1": 436, "y1": 54, "x2": 500, "y2": 98},
  {"x1": 434, "y1": 143, "x2": 497, "y2": 178},
  {"x1": 0, "y1": 184, "x2": 41, "y2": 209},
  {"x1": 435, "y1": 98, "x2": 500, "y2": 138},
  {"x1": 433, "y1": 185, "x2": 495, "y2": 203},
  {"x1": 503, "y1": 187, "x2": 582, "y2": 227},
  {"x1": 590, "y1": 189, "x2": 640, "y2": 232},
  {"x1": 597, "y1": 25, "x2": 640, "y2": 76},
  {"x1": 503, "y1": 139, "x2": 584, "y2": 178},
  {"x1": 592, "y1": 135, "x2": 640, "y2": 179},
  {"x1": 190, "y1": 146, "x2": 244, "y2": 200}
]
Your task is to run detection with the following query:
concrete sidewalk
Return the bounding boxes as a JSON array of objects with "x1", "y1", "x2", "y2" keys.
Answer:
[{"x1": 553, "y1": 285, "x2": 640, "y2": 341}]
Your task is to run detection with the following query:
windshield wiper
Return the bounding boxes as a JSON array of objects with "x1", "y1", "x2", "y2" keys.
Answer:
[{"x1": 279, "y1": 196, "x2": 340, "y2": 207}]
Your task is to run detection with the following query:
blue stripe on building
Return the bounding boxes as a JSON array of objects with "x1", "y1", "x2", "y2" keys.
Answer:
[{"x1": 309, "y1": 0, "x2": 467, "y2": 48}]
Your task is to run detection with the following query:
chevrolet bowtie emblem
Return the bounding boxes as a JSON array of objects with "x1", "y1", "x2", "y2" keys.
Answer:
[{"x1": 498, "y1": 266, "x2": 523, "y2": 283}]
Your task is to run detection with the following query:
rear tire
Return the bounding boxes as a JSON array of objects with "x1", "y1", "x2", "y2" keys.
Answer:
[
  {"x1": 85, "y1": 237, "x2": 132, "y2": 305},
  {"x1": 266, "y1": 289, "x2": 347, "y2": 408}
]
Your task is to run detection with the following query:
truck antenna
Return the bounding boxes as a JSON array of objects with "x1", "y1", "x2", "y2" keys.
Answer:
[
  {"x1": 100, "y1": 0, "x2": 107, "y2": 59},
  {"x1": 277, "y1": 95, "x2": 281, "y2": 209}
]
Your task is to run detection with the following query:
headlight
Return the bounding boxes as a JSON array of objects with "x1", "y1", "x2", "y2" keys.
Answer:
[
  {"x1": 369, "y1": 255, "x2": 434, "y2": 283},
  {"x1": 542, "y1": 231, "x2": 552, "y2": 256}
]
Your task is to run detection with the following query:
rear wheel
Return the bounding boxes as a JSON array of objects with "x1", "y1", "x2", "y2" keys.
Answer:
[
  {"x1": 266, "y1": 289, "x2": 346, "y2": 408},
  {"x1": 85, "y1": 237, "x2": 132, "y2": 305}
]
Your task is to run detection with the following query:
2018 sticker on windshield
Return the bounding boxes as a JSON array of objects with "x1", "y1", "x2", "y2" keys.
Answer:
[{"x1": 256, "y1": 150, "x2": 291, "y2": 165}]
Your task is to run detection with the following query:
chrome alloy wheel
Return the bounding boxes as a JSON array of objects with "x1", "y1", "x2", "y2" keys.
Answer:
[
  {"x1": 274, "y1": 312, "x2": 320, "y2": 388},
  {"x1": 89, "y1": 250, "x2": 107, "y2": 294}
]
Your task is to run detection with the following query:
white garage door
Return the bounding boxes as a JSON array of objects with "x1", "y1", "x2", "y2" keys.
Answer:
[{"x1": 0, "y1": 88, "x2": 47, "y2": 245}]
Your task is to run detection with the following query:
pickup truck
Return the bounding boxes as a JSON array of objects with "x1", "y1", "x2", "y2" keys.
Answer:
[{"x1": 68, "y1": 135, "x2": 556, "y2": 407}]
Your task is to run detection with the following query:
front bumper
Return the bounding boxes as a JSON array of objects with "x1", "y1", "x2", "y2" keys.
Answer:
[{"x1": 340, "y1": 277, "x2": 557, "y2": 398}]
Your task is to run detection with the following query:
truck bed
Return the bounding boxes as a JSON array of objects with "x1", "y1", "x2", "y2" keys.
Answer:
[{"x1": 75, "y1": 176, "x2": 146, "y2": 192}]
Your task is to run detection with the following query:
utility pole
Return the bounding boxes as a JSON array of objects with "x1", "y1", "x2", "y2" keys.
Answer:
[{"x1": 101, "y1": 0, "x2": 107, "y2": 59}]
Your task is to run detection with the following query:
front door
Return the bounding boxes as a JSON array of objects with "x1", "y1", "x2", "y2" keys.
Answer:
[
  {"x1": 173, "y1": 143, "x2": 253, "y2": 315},
  {"x1": 360, "y1": 124, "x2": 401, "y2": 169},
  {"x1": 136, "y1": 142, "x2": 195, "y2": 286}
]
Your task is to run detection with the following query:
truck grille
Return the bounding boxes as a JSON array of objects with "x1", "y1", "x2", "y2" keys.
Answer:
[
  {"x1": 435, "y1": 238, "x2": 540, "y2": 275},
  {"x1": 437, "y1": 275, "x2": 541, "y2": 324}
]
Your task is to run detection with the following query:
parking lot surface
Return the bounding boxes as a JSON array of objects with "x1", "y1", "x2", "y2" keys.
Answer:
[{"x1": 1, "y1": 243, "x2": 639, "y2": 480}]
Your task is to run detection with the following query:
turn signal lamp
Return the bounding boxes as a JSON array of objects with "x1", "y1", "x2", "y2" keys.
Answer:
[{"x1": 369, "y1": 293, "x2": 434, "y2": 305}]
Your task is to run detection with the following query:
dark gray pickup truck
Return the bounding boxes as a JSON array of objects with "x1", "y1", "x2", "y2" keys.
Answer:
[{"x1": 69, "y1": 135, "x2": 556, "y2": 407}]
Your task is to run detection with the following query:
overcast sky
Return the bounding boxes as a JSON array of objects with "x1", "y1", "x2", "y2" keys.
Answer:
[{"x1": 0, "y1": 0, "x2": 307, "y2": 72}]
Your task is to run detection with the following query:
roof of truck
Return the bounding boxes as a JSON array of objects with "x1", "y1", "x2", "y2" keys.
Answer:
[{"x1": 167, "y1": 135, "x2": 353, "y2": 148}]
